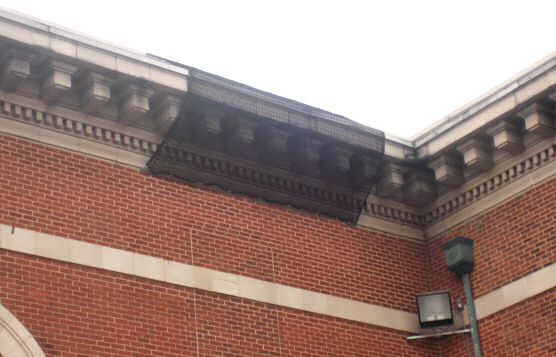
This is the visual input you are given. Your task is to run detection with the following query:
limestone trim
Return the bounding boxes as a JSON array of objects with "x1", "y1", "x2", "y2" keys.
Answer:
[
  {"x1": 0, "y1": 8, "x2": 189, "y2": 91},
  {"x1": 425, "y1": 139, "x2": 556, "y2": 238},
  {"x1": 475, "y1": 263, "x2": 556, "y2": 320},
  {"x1": 413, "y1": 52, "x2": 556, "y2": 156},
  {"x1": 2, "y1": 98, "x2": 553, "y2": 240},
  {"x1": 0, "y1": 97, "x2": 158, "y2": 168},
  {"x1": 0, "y1": 223, "x2": 421, "y2": 334},
  {"x1": 362, "y1": 200, "x2": 425, "y2": 228},
  {"x1": 150, "y1": 139, "x2": 375, "y2": 224},
  {"x1": 0, "y1": 304, "x2": 45, "y2": 357},
  {"x1": 2, "y1": 224, "x2": 555, "y2": 335},
  {"x1": 358, "y1": 140, "x2": 555, "y2": 240},
  {"x1": 356, "y1": 214, "x2": 425, "y2": 241}
]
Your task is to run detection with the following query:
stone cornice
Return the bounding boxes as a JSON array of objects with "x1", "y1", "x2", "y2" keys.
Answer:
[
  {"x1": 425, "y1": 140, "x2": 555, "y2": 225},
  {"x1": 362, "y1": 199, "x2": 425, "y2": 228},
  {"x1": 1, "y1": 7, "x2": 554, "y2": 161},
  {"x1": 5, "y1": 92, "x2": 551, "y2": 240},
  {"x1": 149, "y1": 139, "x2": 373, "y2": 222},
  {"x1": 353, "y1": 82, "x2": 555, "y2": 220},
  {"x1": 357, "y1": 140, "x2": 556, "y2": 240},
  {"x1": 1, "y1": 8, "x2": 555, "y2": 232},
  {"x1": 0, "y1": 95, "x2": 158, "y2": 167},
  {"x1": 0, "y1": 33, "x2": 187, "y2": 140},
  {"x1": 0, "y1": 8, "x2": 189, "y2": 82},
  {"x1": 148, "y1": 96, "x2": 385, "y2": 223},
  {"x1": 424, "y1": 141, "x2": 556, "y2": 239},
  {"x1": 412, "y1": 51, "x2": 556, "y2": 150},
  {"x1": 188, "y1": 68, "x2": 385, "y2": 152}
]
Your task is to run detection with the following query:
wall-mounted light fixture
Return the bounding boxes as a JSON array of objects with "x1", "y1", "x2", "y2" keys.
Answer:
[
  {"x1": 407, "y1": 237, "x2": 479, "y2": 349},
  {"x1": 416, "y1": 291, "x2": 453, "y2": 328}
]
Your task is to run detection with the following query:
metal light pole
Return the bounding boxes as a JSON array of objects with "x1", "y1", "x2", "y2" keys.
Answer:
[{"x1": 441, "y1": 237, "x2": 483, "y2": 357}]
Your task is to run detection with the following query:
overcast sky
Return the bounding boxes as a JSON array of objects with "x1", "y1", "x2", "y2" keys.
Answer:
[{"x1": 1, "y1": 1, "x2": 554, "y2": 138}]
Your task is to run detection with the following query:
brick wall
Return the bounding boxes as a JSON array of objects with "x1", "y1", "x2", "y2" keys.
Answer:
[
  {"x1": 0, "y1": 250, "x2": 439, "y2": 356},
  {"x1": 2, "y1": 133, "x2": 554, "y2": 356},
  {"x1": 0, "y1": 251, "x2": 198, "y2": 356},
  {"x1": 427, "y1": 176, "x2": 556, "y2": 301},
  {"x1": 427, "y1": 176, "x2": 556, "y2": 356},
  {"x1": 438, "y1": 288, "x2": 555, "y2": 356},
  {"x1": 0, "y1": 134, "x2": 429, "y2": 313},
  {"x1": 478, "y1": 287, "x2": 555, "y2": 356}
]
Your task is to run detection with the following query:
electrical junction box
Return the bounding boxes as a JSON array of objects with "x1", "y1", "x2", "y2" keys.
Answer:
[{"x1": 441, "y1": 236, "x2": 475, "y2": 274}]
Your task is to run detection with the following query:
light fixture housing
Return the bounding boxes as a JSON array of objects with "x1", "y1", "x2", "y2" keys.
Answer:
[
  {"x1": 441, "y1": 236, "x2": 475, "y2": 274},
  {"x1": 416, "y1": 291, "x2": 453, "y2": 328}
]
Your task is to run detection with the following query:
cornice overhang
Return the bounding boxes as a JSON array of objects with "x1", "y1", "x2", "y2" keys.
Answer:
[
  {"x1": 0, "y1": 7, "x2": 189, "y2": 81},
  {"x1": 148, "y1": 82, "x2": 386, "y2": 223},
  {"x1": 413, "y1": 52, "x2": 556, "y2": 158},
  {"x1": 0, "y1": 9, "x2": 189, "y2": 140},
  {"x1": 358, "y1": 80, "x2": 556, "y2": 239},
  {"x1": 0, "y1": 8, "x2": 388, "y2": 223},
  {"x1": 1, "y1": 8, "x2": 555, "y2": 231}
]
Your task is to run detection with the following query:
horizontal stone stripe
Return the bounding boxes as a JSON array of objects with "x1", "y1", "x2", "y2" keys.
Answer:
[
  {"x1": 0, "y1": 224, "x2": 421, "y2": 333},
  {"x1": 475, "y1": 263, "x2": 556, "y2": 320},
  {"x1": 1, "y1": 224, "x2": 554, "y2": 334}
]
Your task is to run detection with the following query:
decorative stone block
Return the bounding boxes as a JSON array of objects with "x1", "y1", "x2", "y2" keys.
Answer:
[
  {"x1": 319, "y1": 144, "x2": 352, "y2": 184},
  {"x1": 518, "y1": 102, "x2": 555, "y2": 137},
  {"x1": 221, "y1": 116, "x2": 258, "y2": 159},
  {"x1": 548, "y1": 91, "x2": 556, "y2": 105},
  {"x1": 350, "y1": 152, "x2": 381, "y2": 189},
  {"x1": 486, "y1": 119, "x2": 524, "y2": 155},
  {"x1": 457, "y1": 136, "x2": 493, "y2": 172},
  {"x1": 192, "y1": 111, "x2": 224, "y2": 150},
  {"x1": 118, "y1": 84, "x2": 154, "y2": 126},
  {"x1": 428, "y1": 153, "x2": 464, "y2": 187},
  {"x1": 80, "y1": 72, "x2": 112, "y2": 113},
  {"x1": 255, "y1": 125, "x2": 290, "y2": 167},
  {"x1": 0, "y1": 47, "x2": 33, "y2": 92},
  {"x1": 153, "y1": 94, "x2": 182, "y2": 136},
  {"x1": 40, "y1": 60, "x2": 77, "y2": 103},
  {"x1": 288, "y1": 135, "x2": 323, "y2": 175},
  {"x1": 402, "y1": 168, "x2": 437, "y2": 207},
  {"x1": 376, "y1": 162, "x2": 404, "y2": 198}
]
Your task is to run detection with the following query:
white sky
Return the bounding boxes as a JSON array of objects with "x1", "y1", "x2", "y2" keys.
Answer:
[{"x1": 1, "y1": 0, "x2": 554, "y2": 138}]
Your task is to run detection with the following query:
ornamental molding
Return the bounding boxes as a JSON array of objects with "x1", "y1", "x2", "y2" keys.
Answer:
[
  {"x1": 2, "y1": 89, "x2": 555, "y2": 235},
  {"x1": 188, "y1": 68, "x2": 384, "y2": 150},
  {"x1": 0, "y1": 11, "x2": 555, "y2": 233},
  {"x1": 361, "y1": 200, "x2": 425, "y2": 229},
  {"x1": 150, "y1": 140, "x2": 371, "y2": 221},
  {"x1": 0, "y1": 303, "x2": 45, "y2": 357},
  {"x1": 0, "y1": 97, "x2": 159, "y2": 157},
  {"x1": 148, "y1": 95, "x2": 385, "y2": 223},
  {"x1": 424, "y1": 141, "x2": 555, "y2": 226},
  {"x1": 358, "y1": 140, "x2": 556, "y2": 239}
]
